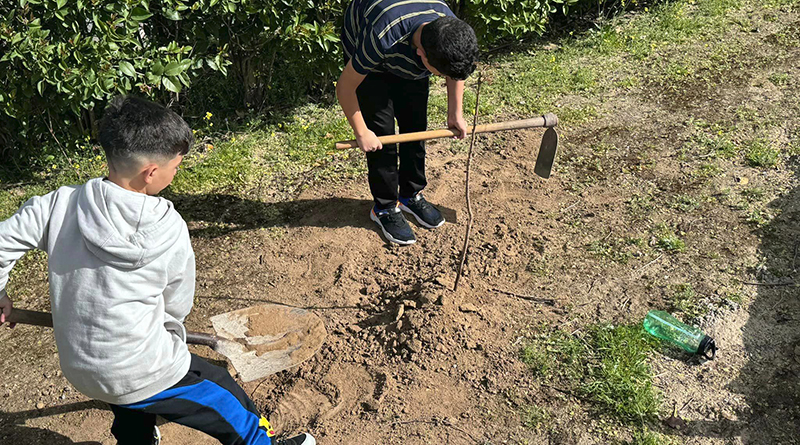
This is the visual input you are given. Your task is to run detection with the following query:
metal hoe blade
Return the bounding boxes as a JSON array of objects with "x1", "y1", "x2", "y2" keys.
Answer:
[
  {"x1": 210, "y1": 304, "x2": 327, "y2": 382},
  {"x1": 534, "y1": 127, "x2": 559, "y2": 179}
]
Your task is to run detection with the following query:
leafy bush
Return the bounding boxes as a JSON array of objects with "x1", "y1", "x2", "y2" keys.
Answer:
[
  {"x1": 455, "y1": 0, "x2": 583, "y2": 44},
  {"x1": 1, "y1": 0, "x2": 597, "y2": 172},
  {"x1": 0, "y1": 0, "x2": 343, "y2": 156}
]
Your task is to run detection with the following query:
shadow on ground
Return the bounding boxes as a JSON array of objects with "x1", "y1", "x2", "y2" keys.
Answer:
[
  {"x1": 676, "y1": 161, "x2": 800, "y2": 442},
  {"x1": 0, "y1": 401, "x2": 106, "y2": 444},
  {"x1": 164, "y1": 193, "x2": 457, "y2": 238}
]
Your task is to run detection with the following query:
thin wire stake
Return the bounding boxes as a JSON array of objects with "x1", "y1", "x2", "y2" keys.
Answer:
[{"x1": 454, "y1": 73, "x2": 482, "y2": 292}]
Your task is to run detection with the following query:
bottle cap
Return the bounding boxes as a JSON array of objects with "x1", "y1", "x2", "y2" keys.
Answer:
[{"x1": 698, "y1": 335, "x2": 716, "y2": 360}]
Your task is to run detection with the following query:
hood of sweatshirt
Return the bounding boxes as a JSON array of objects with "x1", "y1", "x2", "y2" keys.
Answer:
[{"x1": 77, "y1": 178, "x2": 184, "y2": 269}]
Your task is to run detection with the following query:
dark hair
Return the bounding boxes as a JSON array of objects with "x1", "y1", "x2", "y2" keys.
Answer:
[
  {"x1": 420, "y1": 16, "x2": 478, "y2": 80},
  {"x1": 98, "y1": 96, "x2": 193, "y2": 173}
]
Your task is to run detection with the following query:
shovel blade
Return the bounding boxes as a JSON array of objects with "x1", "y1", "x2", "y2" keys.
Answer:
[
  {"x1": 534, "y1": 127, "x2": 559, "y2": 179},
  {"x1": 210, "y1": 304, "x2": 327, "y2": 382}
]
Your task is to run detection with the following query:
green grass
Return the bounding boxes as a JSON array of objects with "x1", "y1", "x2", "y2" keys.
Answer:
[
  {"x1": 744, "y1": 139, "x2": 781, "y2": 167},
  {"x1": 520, "y1": 324, "x2": 661, "y2": 422}
]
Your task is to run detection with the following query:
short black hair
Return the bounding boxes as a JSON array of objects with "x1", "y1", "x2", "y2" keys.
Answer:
[
  {"x1": 420, "y1": 16, "x2": 478, "y2": 80},
  {"x1": 98, "y1": 96, "x2": 193, "y2": 174}
]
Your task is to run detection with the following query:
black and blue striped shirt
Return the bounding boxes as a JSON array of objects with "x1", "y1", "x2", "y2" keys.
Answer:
[{"x1": 342, "y1": 0, "x2": 456, "y2": 80}]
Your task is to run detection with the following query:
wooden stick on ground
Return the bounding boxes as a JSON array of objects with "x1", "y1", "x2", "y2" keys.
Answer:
[{"x1": 454, "y1": 73, "x2": 483, "y2": 292}]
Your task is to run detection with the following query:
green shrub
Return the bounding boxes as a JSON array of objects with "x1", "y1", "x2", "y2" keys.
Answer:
[
  {"x1": 1, "y1": 0, "x2": 596, "y2": 172},
  {"x1": 0, "y1": 0, "x2": 343, "y2": 154}
]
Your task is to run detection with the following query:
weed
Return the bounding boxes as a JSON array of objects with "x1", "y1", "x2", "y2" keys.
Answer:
[
  {"x1": 653, "y1": 225, "x2": 686, "y2": 253},
  {"x1": 746, "y1": 208, "x2": 772, "y2": 226},
  {"x1": 726, "y1": 291, "x2": 745, "y2": 305},
  {"x1": 671, "y1": 284, "x2": 708, "y2": 320},
  {"x1": 691, "y1": 132, "x2": 738, "y2": 159},
  {"x1": 768, "y1": 72, "x2": 790, "y2": 86},
  {"x1": 692, "y1": 162, "x2": 723, "y2": 179},
  {"x1": 588, "y1": 237, "x2": 645, "y2": 264},
  {"x1": 521, "y1": 405, "x2": 551, "y2": 430},
  {"x1": 671, "y1": 194, "x2": 700, "y2": 212},
  {"x1": 630, "y1": 427, "x2": 675, "y2": 445},
  {"x1": 628, "y1": 193, "x2": 654, "y2": 217},
  {"x1": 740, "y1": 187, "x2": 766, "y2": 202},
  {"x1": 744, "y1": 139, "x2": 781, "y2": 167},
  {"x1": 527, "y1": 255, "x2": 551, "y2": 277}
]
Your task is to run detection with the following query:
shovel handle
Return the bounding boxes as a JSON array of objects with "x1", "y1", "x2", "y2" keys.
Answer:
[
  {"x1": 6, "y1": 308, "x2": 53, "y2": 327},
  {"x1": 186, "y1": 331, "x2": 218, "y2": 348},
  {"x1": 7, "y1": 308, "x2": 219, "y2": 349},
  {"x1": 335, "y1": 114, "x2": 558, "y2": 150}
]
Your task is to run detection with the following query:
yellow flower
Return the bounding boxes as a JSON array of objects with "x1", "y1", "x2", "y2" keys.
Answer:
[
  {"x1": 209, "y1": 122, "x2": 214, "y2": 127},
  {"x1": 205, "y1": 112, "x2": 213, "y2": 120},
  {"x1": 51, "y1": 164, "x2": 57, "y2": 170},
  {"x1": 207, "y1": 144, "x2": 214, "y2": 150},
  {"x1": 74, "y1": 164, "x2": 80, "y2": 169}
]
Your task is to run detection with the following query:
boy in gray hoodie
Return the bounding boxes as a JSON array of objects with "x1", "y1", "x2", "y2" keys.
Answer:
[{"x1": 0, "y1": 96, "x2": 315, "y2": 445}]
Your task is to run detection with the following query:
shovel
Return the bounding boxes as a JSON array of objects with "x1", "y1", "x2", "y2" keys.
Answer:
[
  {"x1": 7, "y1": 304, "x2": 327, "y2": 382},
  {"x1": 334, "y1": 114, "x2": 560, "y2": 179}
]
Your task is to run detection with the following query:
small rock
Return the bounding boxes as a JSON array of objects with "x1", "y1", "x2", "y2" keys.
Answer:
[
  {"x1": 347, "y1": 324, "x2": 363, "y2": 334},
  {"x1": 459, "y1": 303, "x2": 479, "y2": 313},
  {"x1": 433, "y1": 274, "x2": 454, "y2": 289},
  {"x1": 36, "y1": 402, "x2": 45, "y2": 410},
  {"x1": 363, "y1": 397, "x2": 381, "y2": 411},
  {"x1": 407, "y1": 339, "x2": 423, "y2": 353},
  {"x1": 402, "y1": 300, "x2": 417, "y2": 309}
]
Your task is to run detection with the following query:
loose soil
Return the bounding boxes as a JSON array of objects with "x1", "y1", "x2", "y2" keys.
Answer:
[{"x1": 2, "y1": 2, "x2": 799, "y2": 444}]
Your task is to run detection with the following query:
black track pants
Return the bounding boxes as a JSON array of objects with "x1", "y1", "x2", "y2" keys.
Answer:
[{"x1": 356, "y1": 71, "x2": 430, "y2": 210}]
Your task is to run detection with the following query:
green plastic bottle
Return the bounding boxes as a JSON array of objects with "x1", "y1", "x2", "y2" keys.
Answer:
[{"x1": 643, "y1": 310, "x2": 716, "y2": 359}]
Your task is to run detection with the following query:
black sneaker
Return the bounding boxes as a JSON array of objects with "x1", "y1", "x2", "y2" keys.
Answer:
[
  {"x1": 399, "y1": 193, "x2": 445, "y2": 229},
  {"x1": 276, "y1": 433, "x2": 317, "y2": 445},
  {"x1": 370, "y1": 206, "x2": 416, "y2": 245},
  {"x1": 152, "y1": 425, "x2": 161, "y2": 445}
]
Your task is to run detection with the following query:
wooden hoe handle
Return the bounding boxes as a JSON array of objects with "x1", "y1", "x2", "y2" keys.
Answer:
[{"x1": 335, "y1": 113, "x2": 558, "y2": 150}]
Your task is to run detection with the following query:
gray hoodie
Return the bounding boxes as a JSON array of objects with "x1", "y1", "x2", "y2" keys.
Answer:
[{"x1": 0, "y1": 178, "x2": 194, "y2": 405}]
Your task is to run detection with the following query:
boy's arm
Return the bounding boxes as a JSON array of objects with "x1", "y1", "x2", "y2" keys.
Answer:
[
  {"x1": 446, "y1": 77, "x2": 468, "y2": 140},
  {"x1": 0, "y1": 194, "x2": 52, "y2": 324},
  {"x1": 163, "y1": 248, "x2": 195, "y2": 323},
  {"x1": 336, "y1": 60, "x2": 383, "y2": 152}
]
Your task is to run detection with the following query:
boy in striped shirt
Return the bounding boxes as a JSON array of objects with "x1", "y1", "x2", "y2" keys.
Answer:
[{"x1": 336, "y1": 0, "x2": 479, "y2": 245}]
